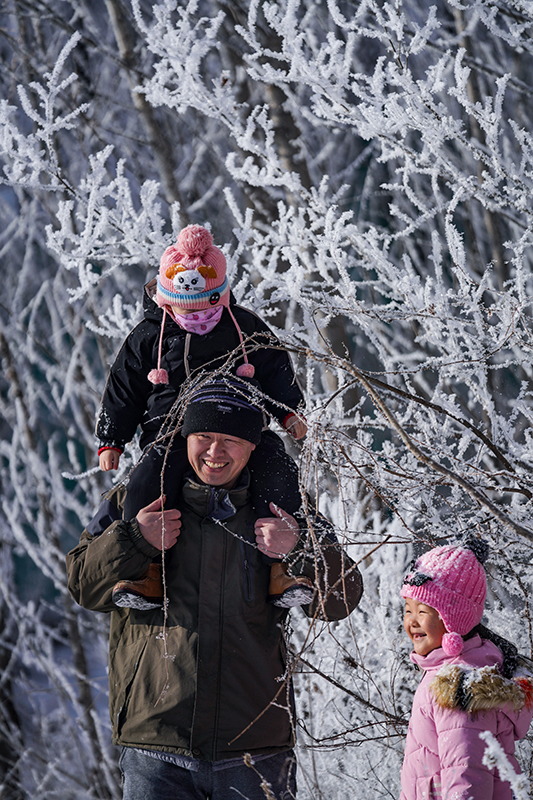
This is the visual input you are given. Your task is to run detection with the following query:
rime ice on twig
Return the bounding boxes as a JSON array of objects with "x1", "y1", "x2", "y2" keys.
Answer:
[{"x1": 2, "y1": 0, "x2": 533, "y2": 797}]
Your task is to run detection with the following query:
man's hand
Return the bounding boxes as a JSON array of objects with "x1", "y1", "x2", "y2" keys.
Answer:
[
  {"x1": 254, "y1": 503, "x2": 300, "y2": 559},
  {"x1": 136, "y1": 497, "x2": 182, "y2": 551}
]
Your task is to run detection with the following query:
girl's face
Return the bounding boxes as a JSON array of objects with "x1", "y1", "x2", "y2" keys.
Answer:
[
  {"x1": 404, "y1": 598, "x2": 447, "y2": 656},
  {"x1": 171, "y1": 306, "x2": 196, "y2": 316},
  {"x1": 171, "y1": 305, "x2": 220, "y2": 316}
]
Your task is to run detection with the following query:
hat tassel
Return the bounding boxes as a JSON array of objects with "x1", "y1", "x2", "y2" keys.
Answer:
[
  {"x1": 148, "y1": 307, "x2": 170, "y2": 385},
  {"x1": 227, "y1": 306, "x2": 255, "y2": 378}
]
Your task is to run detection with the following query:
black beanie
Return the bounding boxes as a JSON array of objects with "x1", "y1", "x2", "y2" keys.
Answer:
[{"x1": 181, "y1": 377, "x2": 265, "y2": 445}]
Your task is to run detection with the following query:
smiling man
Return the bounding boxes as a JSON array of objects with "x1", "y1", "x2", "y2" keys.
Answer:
[
  {"x1": 186, "y1": 431, "x2": 255, "y2": 488},
  {"x1": 181, "y1": 380, "x2": 261, "y2": 491},
  {"x1": 66, "y1": 377, "x2": 363, "y2": 800}
]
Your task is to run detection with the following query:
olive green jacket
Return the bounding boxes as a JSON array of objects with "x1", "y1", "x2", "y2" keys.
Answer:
[{"x1": 66, "y1": 474, "x2": 362, "y2": 761}]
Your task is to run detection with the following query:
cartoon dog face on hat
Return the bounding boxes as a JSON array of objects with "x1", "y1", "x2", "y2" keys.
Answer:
[{"x1": 165, "y1": 264, "x2": 218, "y2": 296}]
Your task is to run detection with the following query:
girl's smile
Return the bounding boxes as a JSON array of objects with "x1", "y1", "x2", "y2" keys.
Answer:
[{"x1": 404, "y1": 598, "x2": 447, "y2": 656}]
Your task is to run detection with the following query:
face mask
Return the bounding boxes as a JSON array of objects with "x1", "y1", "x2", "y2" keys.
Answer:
[{"x1": 171, "y1": 305, "x2": 223, "y2": 335}]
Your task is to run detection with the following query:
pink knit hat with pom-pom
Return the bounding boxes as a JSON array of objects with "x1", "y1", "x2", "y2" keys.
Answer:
[
  {"x1": 156, "y1": 225, "x2": 230, "y2": 311},
  {"x1": 148, "y1": 224, "x2": 255, "y2": 385},
  {"x1": 400, "y1": 536, "x2": 488, "y2": 657}
]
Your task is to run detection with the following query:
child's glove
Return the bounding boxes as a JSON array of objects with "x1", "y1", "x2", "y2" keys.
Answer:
[
  {"x1": 98, "y1": 447, "x2": 122, "y2": 471},
  {"x1": 283, "y1": 414, "x2": 307, "y2": 440}
]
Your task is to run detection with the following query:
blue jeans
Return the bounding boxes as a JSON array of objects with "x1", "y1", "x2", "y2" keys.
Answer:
[{"x1": 119, "y1": 747, "x2": 297, "y2": 800}]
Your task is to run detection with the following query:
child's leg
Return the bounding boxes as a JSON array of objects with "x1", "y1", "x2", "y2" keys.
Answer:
[
  {"x1": 123, "y1": 436, "x2": 188, "y2": 519},
  {"x1": 112, "y1": 563, "x2": 164, "y2": 610},
  {"x1": 248, "y1": 430, "x2": 301, "y2": 518},
  {"x1": 267, "y1": 562, "x2": 314, "y2": 608},
  {"x1": 249, "y1": 430, "x2": 314, "y2": 608},
  {"x1": 115, "y1": 437, "x2": 188, "y2": 610}
]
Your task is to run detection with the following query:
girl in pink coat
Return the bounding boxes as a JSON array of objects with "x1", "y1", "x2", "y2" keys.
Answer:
[{"x1": 400, "y1": 537, "x2": 533, "y2": 800}]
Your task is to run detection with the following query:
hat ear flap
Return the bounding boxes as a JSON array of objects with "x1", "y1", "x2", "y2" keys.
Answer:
[{"x1": 197, "y1": 265, "x2": 217, "y2": 279}]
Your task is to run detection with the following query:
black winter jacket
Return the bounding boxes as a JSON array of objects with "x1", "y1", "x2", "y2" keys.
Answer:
[{"x1": 96, "y1": 282, "x2": 304, "y2": 451}]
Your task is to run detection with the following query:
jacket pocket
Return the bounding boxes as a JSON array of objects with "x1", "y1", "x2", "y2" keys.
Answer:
[{"x1": 110, "y1": 637, "x2": 149, "y2": 738}]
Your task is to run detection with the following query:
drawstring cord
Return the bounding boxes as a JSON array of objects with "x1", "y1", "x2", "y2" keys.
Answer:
[
  {"x1": 149, "y1": 303, "x2": 255, "y2": 383},
  {"x1": 227, "y1": 305, "x2": 255, "y2": 378},
  {"x1": 148, "y1": 307, "x2": 170, "y2": 385}
]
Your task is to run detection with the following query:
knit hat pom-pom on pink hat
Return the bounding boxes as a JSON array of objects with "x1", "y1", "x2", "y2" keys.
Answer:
[
  {"x1": 177, "y1": 224, "x2": 214, "y2": 258},
  {"x1": 442, "y1": 632, "x2": 465, "y2": 657}
]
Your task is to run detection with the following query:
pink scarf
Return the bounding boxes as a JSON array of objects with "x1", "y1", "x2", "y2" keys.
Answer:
[{"x1": 171, "y1": 306, "x2": 223, "y2": 335}]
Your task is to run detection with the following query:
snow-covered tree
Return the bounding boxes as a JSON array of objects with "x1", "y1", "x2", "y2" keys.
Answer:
[{"x1": 1, "y1": 0, "x2": 533, "y2": 796}]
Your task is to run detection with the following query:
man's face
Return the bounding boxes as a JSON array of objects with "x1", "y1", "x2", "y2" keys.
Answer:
[{"x1": 187, "y1": 432, "x2": 256, "y2": 489}]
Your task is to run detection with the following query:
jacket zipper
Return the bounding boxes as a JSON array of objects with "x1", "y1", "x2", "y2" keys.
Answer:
[
  {"x1": 211, "y1": 531, "x2": 227, "y2": 760},
  {"x1": 239, "y1": 539, "x2": 252, "y2": 601},
  {"x1": 244, "y1": 558, "x2": 252, "y2": 601}
]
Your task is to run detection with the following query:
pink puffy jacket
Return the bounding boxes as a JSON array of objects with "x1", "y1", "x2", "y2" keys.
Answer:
[{"x1": 400, "y1": 635, "x2": 533, "y2": 800}]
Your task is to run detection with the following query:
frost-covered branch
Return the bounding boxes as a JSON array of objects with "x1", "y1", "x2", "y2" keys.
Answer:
[
  {"x1": 480, "y1": 730, "x2": 530, "y2": 800},
  {"x1": 2, "y1": 0, "x2": 533, "y2": 797}
]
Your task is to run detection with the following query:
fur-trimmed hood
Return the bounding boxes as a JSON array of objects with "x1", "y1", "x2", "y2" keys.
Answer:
[{"x1": 431, "y1": 663, "x2": 533, "y2": 714}]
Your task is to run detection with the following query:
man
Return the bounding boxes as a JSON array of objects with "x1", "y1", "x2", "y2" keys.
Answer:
[{"x1": 66, "y1": 378, "x2": 363, "y2": 800}]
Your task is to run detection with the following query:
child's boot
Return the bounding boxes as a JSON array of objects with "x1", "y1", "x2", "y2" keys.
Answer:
[
  {"x1": 268, "y1": 562, "x2": 314, "y2": 608},
  {"x1": 112, "y1": 563, "x2": 164, "y2": 610}
]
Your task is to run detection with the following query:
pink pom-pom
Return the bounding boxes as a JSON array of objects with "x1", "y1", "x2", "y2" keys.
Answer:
[
  {"x1": 148, "y1": 368, "x2": 169, "y2": 385},
  {"x1": 176, "y1": 225, "x2": 213, "y2": 257},
  {"x1": 442, "y1": 632, "x2": 464, "y2": 657},
  {"x1": 236, "y1": 363, "x2": 255, "y2": 378}
]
